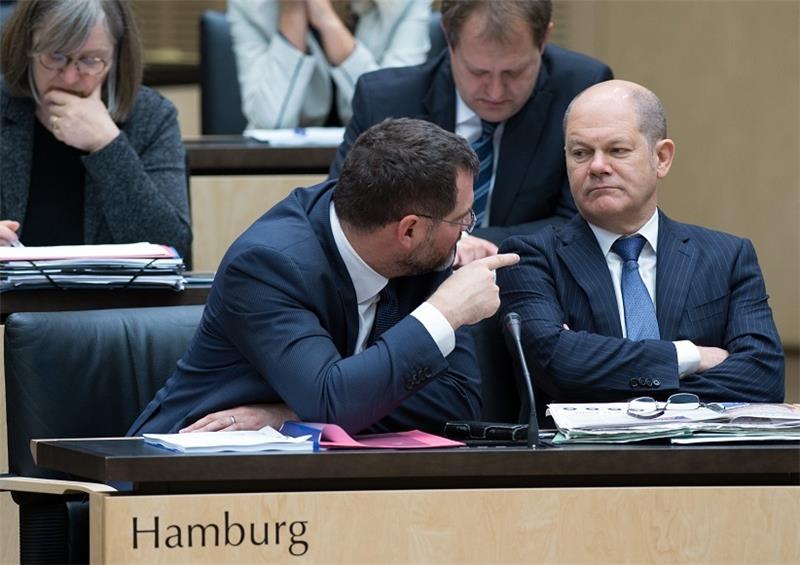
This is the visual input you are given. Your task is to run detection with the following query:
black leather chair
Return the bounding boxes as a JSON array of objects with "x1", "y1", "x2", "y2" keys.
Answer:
[
  {"x1": 2, "y1": 305, "x2": 203, "y2": 563},
  {"x1": 0, "y1": 0, "x2": 16, "y2": 29},
  {"x1": 470, "y1": 315, "x2": 520, "y2": 423},
  {"x1": 199, "y1": 10, "x2": 247, "y2": 134},
  {"x1": 427, "y1": 10, "x2": 447, "y2": 62}
]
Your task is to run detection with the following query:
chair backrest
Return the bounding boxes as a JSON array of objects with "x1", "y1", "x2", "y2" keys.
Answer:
[
  {"x1": 427, "y1": 11, "x2": 447, "y2": 62},
  {"x1": 470, "y1": 315, "x2": 520, "y2": 423},
  {"x1": 199, "y1": 10, "x2": 247, "y2": 135},
  {"x1": 4, "y1": 305, "x2": 203, "y2": 480}
]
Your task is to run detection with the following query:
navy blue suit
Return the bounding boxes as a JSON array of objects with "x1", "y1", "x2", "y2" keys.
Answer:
[
  {"x1": 128, "y1": 181, "x2": 481, "y2": 435},
  {"x1": 329, "y1": 46, "x2": 613, "y2": 244},
  {"x1": 498, "y1": 211, "x2": 784, "y2": 403}
]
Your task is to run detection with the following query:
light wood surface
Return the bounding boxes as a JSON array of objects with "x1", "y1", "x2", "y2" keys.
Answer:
[
  {"x1": 91, "y1": 486, "x2": 800, "y2": 563},
  {"x1": 189, "y1": 175, "x2": 325, "y2": 272}
]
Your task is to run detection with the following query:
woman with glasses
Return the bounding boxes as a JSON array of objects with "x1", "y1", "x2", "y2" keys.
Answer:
[{"x1": 0, "y1": 0, "x2": 191, "y2": 260}]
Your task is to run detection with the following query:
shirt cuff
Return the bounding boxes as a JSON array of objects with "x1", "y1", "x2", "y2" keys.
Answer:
[
  {"x1": 411, "y1": 301, "x2": 456, "y2": 358},
  {"x1": 673, "y1": 340, "x2": 701, "y2": 378}
]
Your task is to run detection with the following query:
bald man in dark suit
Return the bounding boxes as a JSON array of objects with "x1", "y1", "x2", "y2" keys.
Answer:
[{"x1": 498, "y1": 80, "x2": 784, "y2": 405}]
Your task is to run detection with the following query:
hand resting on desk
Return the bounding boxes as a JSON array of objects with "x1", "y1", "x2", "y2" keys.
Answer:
[
  {"x1": 180, "y1": 403, "x2": 298, "y2": 433},
  {"x1": 0, "y1": 220, "x2": 21, "y2": 245}
]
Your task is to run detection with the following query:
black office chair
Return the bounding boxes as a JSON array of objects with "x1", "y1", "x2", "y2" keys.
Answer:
[
  {"x1": 470, "y1": 314, "x2": 520, "y2": 422},
  {"x1": 427, "y1": 11, "x2": 447, "y2": 62},
  {"x1": 199, "y1": 10, "x2": 247, "y2": 134},
  {"x1": 2, "y1": 305, "x2": 203, "y2": 563}
]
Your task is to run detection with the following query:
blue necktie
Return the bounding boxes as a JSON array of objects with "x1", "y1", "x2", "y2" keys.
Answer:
[
  {"x1": 611, "y1": 235, "x2": 660, "y2": 340},
  {"x1": 368, "y1": 282, "x2": 400, "y2": 345},
  {"x1": 471, "y1": 120, "x2": 498, "y2": 226}
]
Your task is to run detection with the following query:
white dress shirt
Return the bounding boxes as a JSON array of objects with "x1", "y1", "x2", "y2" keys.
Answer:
[
  {"x1": 587, "y1": 211, "x2": 700, "y2": 377},
  {"x1": 455, "y1": 92, "x2": 504, "y2": 228},
  {"x1": 329, "y1": 203, "x2": 455, "y2": 356}
]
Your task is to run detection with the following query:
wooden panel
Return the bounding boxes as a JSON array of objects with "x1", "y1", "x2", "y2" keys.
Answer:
[
  {"x1": 133, "y1": 0, "x2": 227, "y2": 65},
  {"x1": 155, "y1": 85, "x2": 200, "y2": 138},
  {"x1": 93, "y1": 486, "x2": 800, "y2": 563},
  {"x1": 560, "y1": 0, "x2": 799, "y2": 345},
  {"x1": 190, "y1": 175, "x2": 325, "y2": 272}
]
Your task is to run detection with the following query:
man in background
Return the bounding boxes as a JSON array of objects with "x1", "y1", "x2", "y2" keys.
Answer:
[{"x1": 330, "y1": 0, "x2": 612, "y2": 266}]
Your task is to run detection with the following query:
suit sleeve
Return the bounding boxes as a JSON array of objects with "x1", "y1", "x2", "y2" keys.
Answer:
[
  {"x1": 330, "y1": 0, "x2": 431, "y2": 125},
  {"x1": 81, "y1": 95, "x2": 192, "y2": 260},
  {"x1": 221, "y1": 245, "x2": 480, "y2": 434},
  {"x1": 677, "y1": 239, "x2": 784, "y2": 402},
  {"x1": 229, "y1": 0, "x2": 317, "y2": 129},
  {"x1": 498, "y1": 235, "x2": 679, "y2": 400}
]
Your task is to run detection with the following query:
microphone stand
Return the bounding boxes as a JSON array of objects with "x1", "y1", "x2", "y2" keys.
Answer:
[{"x1": 504, "y1": 312, "x2": 540, "y2": 448}]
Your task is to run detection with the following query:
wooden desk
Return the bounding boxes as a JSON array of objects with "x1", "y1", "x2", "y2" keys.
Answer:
[
  {"x1": 185, "y1": 136, "x2": 337, "y2": 176},
  {"x1": 33, "y1": 438, "x2": 800, "y2": 494},
  {"x1": 27, "y1": 439, "x2": 800, "y2": 563}
]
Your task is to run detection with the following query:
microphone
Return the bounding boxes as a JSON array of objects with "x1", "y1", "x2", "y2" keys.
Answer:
[{"x1": 503, "y1": 312, "x2": 540, "y2": 448}]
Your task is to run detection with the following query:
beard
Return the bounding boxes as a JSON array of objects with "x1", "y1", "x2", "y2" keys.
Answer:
[{"x1": 399, "y1": 236, "x2": 458, "y2": 276}]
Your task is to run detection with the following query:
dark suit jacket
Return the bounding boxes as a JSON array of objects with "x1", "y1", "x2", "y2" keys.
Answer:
[
  {"x1": 329, "y1": 46, "x2": 613, "y2": 244},
  {"x1": 128, "y1": 181, "x2": 481, "y2": 436},
  {"x1": 497, "y1": 211, "x2": 784, "y2": 404}
]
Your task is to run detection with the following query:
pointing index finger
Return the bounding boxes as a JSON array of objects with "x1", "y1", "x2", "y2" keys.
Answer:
[{"x1": 479, "y1": 253, "x2": 520, "y2": 271}]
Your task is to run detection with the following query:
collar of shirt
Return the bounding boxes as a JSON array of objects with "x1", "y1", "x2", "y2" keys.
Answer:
[
  {"x1": 329, "y1": 202, "x2": 387, "y2": 304},
  {"x1": 454, "y1": 90, "x2": 506, "y2": 143},
  {"x1": 587, "y1": 209, "x2": 660, "y2": 258}
]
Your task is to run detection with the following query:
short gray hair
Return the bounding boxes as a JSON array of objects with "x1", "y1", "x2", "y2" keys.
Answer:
[{"x1": 563, "y1": 84, "x2": 668, "y2": 147}]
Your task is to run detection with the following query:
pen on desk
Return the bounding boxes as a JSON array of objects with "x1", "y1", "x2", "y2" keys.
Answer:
[{"x1": 10, "y1": 239, "x2": 24, "y2": 248}]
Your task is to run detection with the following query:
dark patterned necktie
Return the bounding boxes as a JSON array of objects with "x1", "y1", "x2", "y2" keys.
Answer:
[
  {"x1": 611, "y1": 235, "x2": 660, "y2": 340},
  {"x1": 368, "y1": 282, "x2": 400, "y2": 345},
  {"x1": 471, "y1": 120, "x2": 499, "y2": 226}
]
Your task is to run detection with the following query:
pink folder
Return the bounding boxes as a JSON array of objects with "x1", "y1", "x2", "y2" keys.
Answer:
[{"x1": 280, "y1": 422, "x2": 464, "y2": 450}]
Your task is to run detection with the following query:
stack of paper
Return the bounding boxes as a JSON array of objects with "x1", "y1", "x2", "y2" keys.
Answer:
[
  {"x1": 244, "y1": 127, "x2": 345, "y2": 147},
  {"x1": 143, "y1": 422, "x2": 464, "y2": 454},
  {"x1": 0, "y1": 243, "x2": 186, "y2": 292},
  {"x1": 144, "y1": 427, "x2": 313, "y2": 453},
  {"x1": 548, "y1": 402, "x2": 800, "y2": 445}
]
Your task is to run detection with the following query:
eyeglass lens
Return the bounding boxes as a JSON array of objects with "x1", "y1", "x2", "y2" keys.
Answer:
[
  {"x1": 39, "y1": 53, "x2": 106, "y2": 75},
  {"x1": 664, "y1": 393, "x2": 701, "y2": 410},
  {"x1": 627, "y1": 393, "x2": 702, "y2": 419}
]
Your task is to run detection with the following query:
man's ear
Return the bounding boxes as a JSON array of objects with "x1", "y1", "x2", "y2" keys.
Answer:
[
  {"x1": 540, "y1": 21, "x2": 554, "y2": 53},
  {"x1": 654, "y1": 138, "x2": 676, "y2": 179},
  {"x1": 396, "y1": 215, "x2": 427, "y2": 251}
]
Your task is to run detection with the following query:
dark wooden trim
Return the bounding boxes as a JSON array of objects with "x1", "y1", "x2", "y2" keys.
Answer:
[
  {"x1": 143, "y1": 64, "x2": 200, "y2": 87},
  {"x1": 184, "y1": 136, "x2": 336, "y2": 176},
  {"x1": 32, "y1": 438, "x2": 800, "y2": 494}
]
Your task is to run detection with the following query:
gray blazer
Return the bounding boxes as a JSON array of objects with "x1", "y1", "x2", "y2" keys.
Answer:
[{"x1": 0, "y1": 83, "x2": 192, "y2": 260}]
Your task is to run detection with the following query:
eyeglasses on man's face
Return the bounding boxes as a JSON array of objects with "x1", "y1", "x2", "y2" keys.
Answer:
[
  {"x1": 415, "y1": 208, "x2": 477, "y2": 234},
  {"x1": 626, "y1": 393, "x2": 723, "y2": 419},
  {"x1": 37, "y1": 52, "x2": 110, "y2": 76}
]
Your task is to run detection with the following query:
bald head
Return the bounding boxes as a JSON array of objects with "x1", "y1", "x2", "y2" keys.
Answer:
[
  {"x1": 563, "y1": 80, "x2": 667, "y2": 148},
  {"x1": 562, "y1": 80, "x2": 676, "y2": 234}
]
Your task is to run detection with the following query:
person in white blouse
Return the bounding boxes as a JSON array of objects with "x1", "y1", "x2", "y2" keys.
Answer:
[{"x1": 228, "y1": 0, "x2": 432, "y2": 129}]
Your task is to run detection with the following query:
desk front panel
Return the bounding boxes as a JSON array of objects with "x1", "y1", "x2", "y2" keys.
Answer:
[{"x1": 90, "y1": 486, "x2": 800, "y2": 563}]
